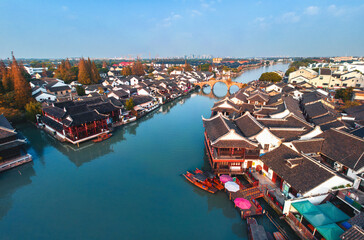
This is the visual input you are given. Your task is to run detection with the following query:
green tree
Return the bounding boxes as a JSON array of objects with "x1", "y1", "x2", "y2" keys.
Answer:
[
  {"x1": 285, "y1": 66, "x2": 296, "y2": 76},
  {"x1": 290, "y1": 58, "x2": 314, "y2": 69},
  {"x1": 75, "y1": 85, "x2": 86, "y2": 96},
  {"x1": 125, "y1": 98, "x2": 135, "y2": 111},
  {"x1": 199, "y1": 63, "x2": 211, "y2": 71},
  {"x1": 341, "y1": 100, "x2": 360, "y2": 110},
  {"x1": 335, "y1": 87, "x2": 354, "y2": 101},
  {"x1": 25, "y1": 101, "x2": 42, "y2": 122},
  {"x1": 259, "y1": 72, "x2": 282, "y2": 83}
]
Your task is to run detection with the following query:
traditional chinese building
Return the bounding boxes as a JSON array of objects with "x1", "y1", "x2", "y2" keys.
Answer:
[
  {"x1": 40, "y1": 98, "x2": 123, "y2": 144},
  {"x1": 202, "y1": 113, "x2": 260, "y2": 175},
  {"x1": 0, "y1": 115, "x2": 32, "y2": 172}
]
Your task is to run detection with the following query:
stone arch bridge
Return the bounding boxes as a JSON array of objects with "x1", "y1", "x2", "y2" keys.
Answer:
[{"x1": 194, "y1": 79, "x2": 246, "y2": 92}]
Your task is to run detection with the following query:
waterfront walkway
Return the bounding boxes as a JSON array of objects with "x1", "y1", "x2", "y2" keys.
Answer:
[{"x1": 0, "y1": 154, "x2": 32, "y2": 172}]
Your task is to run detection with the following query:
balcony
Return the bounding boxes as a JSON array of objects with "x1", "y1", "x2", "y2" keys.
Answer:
[
  {"x1": 337, "y1": 189, "x2": 364, "y2": 212},
  {"x1": 212, "y1": 148, "x2": 259, "y2": 160}
]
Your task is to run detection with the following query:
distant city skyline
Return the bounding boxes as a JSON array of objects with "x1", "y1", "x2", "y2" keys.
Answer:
[{"x1": 1, "y1": 0, "x2": 363, "y2": 59}]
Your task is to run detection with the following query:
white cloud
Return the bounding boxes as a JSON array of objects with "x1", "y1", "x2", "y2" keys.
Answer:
[
  {"x1": 254, "y1": 17, "x2": 271, "y2": 29},
  {"x1": 200, "y1": 1, "x2": 216, "y2": 12},
  {"x1": 191, "y1": 9, "x2": 202, "y2": 16},
  {"x1": 304, "y1": 6, "x2": 319, "y2": 15},
  {"x1": 61, "y1": 6, "x2": 68, "y2": 11},
  {"x1": 280, "y1": 12, "x2": 300, "y2": 23},
  {"x1": 201, "y1": 3, "x2": 210, "y2": 9},
  {"x1": 161, "y1": 12, "x2": 183, "y2": 27},
  {"x1": 328, "y1": 4, "x2": 345, "y2": 16}
]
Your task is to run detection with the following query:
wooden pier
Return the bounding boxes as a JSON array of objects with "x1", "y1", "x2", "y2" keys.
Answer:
[
  {"x1": 0, "y1": 154, "x2": 32, "y2": 172},
  {"x1": 226, "y1": 178, "x2": 265, "y2": 219}
]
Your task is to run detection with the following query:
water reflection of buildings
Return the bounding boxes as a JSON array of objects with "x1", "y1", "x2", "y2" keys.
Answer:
[
  {"x1": 160, "y1": 93, "x2": 192, "y2": 114},
  {"x1": 0, "y1": 163, "x2": 35, "y2": 220},
  {"x1": 35, "y1": 94, "x2": 194, "y2": 167}
]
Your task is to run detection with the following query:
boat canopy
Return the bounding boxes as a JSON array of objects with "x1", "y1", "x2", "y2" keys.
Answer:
[
  {"x1": 203, "y1": 171, "x2": 215, "y2": 179},
  {"x1": 194, "y1": 173, "x2": 207, "y2": 182}
]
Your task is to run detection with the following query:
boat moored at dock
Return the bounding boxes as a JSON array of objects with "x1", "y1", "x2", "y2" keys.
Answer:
[
  {"x1": 183, "y1": 171, "x2": 218, "y2": 194},
  {"x1": 247, "y1": 217, "x2": 269, "y2": 240}
]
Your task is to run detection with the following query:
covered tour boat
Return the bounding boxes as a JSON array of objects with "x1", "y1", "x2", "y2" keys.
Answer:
[
  {"x1": 195, "y1": 168, "x2": 224, "y2": 190},
  {"x1": 183, "y1": 171, "x2": 218, "y2": 194}
]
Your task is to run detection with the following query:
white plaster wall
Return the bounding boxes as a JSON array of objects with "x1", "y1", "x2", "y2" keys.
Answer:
[
  {"x1": 304, "y1": 176, "x2": 351, "y2": 196},
  {"x1": 270, "y1": 109, "x2": 290, "y2": 119},
  {"x1": 255, "y1": 128, "x2": 281, "y2": 150},
  {"x1": 347, "y1": 169, "x2": 358, "y2": 180},
  {"x1": 299, "y1": 126, "x2": 323, "y2": 140}
]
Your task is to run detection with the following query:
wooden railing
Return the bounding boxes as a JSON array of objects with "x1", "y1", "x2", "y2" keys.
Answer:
[
  {"x1": 287, "y1": 212, "x2": 316, "y2": 240},
  {"x1": 245, "y1": 171, "x2": 259, "y2": 186},
  {"x1": 0, "y1": 154, "x2": 32, "y2": 172}
]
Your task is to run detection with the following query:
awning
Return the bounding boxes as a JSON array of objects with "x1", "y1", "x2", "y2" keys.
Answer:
[
  {"x1": 291, "y1": 200, "x2": 319, "y2": 214},
  {"x1": 292, "y1": 200, "x2": 348, "y2": 240},
  {"x1": 316, "y1": 223, "x2": 344, "y2": 240},
  {"x1": 303, "y1": 211, "x2": 333, "y2": 227},
  {"x1": 316, "y1": 202, "x2": 350, "y2": 223}
]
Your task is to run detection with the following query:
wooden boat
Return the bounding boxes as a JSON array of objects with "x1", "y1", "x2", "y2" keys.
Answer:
[
  {"x1": 183, "y1": 172, "x2": 209, "y2": 192},
  {"x1": 211, "y1": 177, "x2": 224, "y2": 190},
  {"x1": 247, "y1": 217, "x2": 269, "y2": 240},
  {"x1": 192, "y1": 171, "x2": 218, "y2": 193},
  {"x1": 93, "y1": 133, "x2": 112, "y2": 143},
  {"x1": 273, "y1": 232, "x2": 285, "y2": 240},
  {"x1": 195, "y1": 168, "x2": 224, "y2": 190},
  {"x1": 183, "y1": 171, "x2": 218, "y2": 194}
]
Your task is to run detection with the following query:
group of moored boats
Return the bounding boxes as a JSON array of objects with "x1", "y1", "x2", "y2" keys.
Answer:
[
  {"x1": 183, "y1": 169, "x2": 288, "y2": 240},
  {"x1": 183, "y1": 168, "x2": 224, "y2": 193}
]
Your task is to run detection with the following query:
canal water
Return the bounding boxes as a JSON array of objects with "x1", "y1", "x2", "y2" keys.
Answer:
[{"x1": 0, "y1": 64, "x2": 298, "y2": 239}]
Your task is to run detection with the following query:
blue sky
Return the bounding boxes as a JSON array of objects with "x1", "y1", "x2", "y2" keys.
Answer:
[{"x1": 1, "y1": 0, "x2": 363, "y2": 58}]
